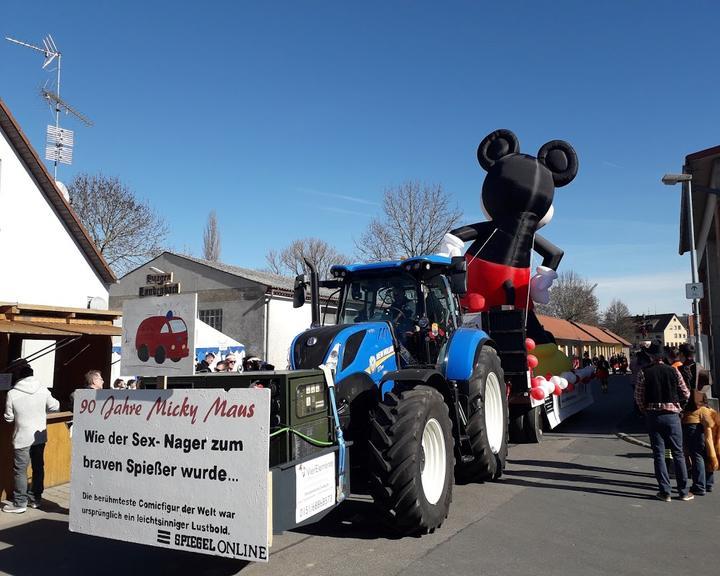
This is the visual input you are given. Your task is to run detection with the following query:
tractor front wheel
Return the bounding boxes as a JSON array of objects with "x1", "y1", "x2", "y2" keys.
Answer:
[{"x1": 368, "y1": 385, "x2": 453, "y2": 535}]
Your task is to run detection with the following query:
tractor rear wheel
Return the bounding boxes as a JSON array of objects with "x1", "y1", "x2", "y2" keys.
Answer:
[
  {"x1": 457, "y1": 347, "x2": 509, "y2": 481},
  {"x1": 137, "y1": 345, "x2": 149, "y2": 362},
  {"x1": 523, "y1": 405, "x2": 544, "y2": 443},
  {"x1": 368, "y1": 385, "x2": 453, "y2": 535}
]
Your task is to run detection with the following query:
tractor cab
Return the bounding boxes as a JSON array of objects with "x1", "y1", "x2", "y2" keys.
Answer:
[{"x1": 295, "y1": 255, "x2": 467, "y2": 368}]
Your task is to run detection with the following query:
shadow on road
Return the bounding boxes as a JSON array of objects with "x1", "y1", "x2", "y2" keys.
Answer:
[
  {"x1": 509, "y1": 458, "x2": 655, "y2": 478},
  {"x1": 290, "y1": 498, "x2": 409, "y2": 541},
  {"x1": 0, "y1": 518, "x2": 246, "y2": 576}
]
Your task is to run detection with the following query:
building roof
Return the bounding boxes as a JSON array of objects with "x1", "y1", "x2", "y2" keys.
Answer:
[
  {"x1": 570, "y1": 321, "x2": 620, "y2": 344},
  {"x1": 152, "y1": 252, "x2": 338, "y2": 300},
  {"x1": 679, "y1": 144, "x2": 720, "y2": 255},
  {"x1": 0, "y1": 99, "x2": 115, "y2": 284},
  {"x1": 631, "y1": 313, "x2": 676, "y2": 333},
  {"x1": 537, "y1": 315, "x2": 595, "y2": 342},
  {"x1": 599, "y1": 327, "x2": 632, "y2": 347}
]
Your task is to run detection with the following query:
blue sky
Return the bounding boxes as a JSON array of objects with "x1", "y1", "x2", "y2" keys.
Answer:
[{"x1": 3, "y1": 1, "x2": 718, "y2": 315}]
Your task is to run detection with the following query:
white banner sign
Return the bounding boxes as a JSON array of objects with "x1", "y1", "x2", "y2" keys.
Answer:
[{"x1": 70, "y1": 389, "x2": 270, "y2": 562}]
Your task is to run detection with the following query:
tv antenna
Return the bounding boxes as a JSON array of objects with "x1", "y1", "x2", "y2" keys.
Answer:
[{"x1": 6, "y1": 34, "x2": 93, "y2": 179}]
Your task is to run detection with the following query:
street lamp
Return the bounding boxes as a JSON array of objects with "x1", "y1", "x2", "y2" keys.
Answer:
[{"x1": 662, "y1": 172, "x2": 704, "y2": 366}]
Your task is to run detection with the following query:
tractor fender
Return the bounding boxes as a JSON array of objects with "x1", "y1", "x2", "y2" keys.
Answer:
[
  {"x1": 380, "y1": 368, "x2": 452, "y2": 407},
  {"x1": 442, "y1": 327, "x2": 494, "y2": 383}
]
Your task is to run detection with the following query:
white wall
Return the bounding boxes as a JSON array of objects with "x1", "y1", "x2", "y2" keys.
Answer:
[{"x1": 0, "y1": 132, "x2": 108, "y2": 308}]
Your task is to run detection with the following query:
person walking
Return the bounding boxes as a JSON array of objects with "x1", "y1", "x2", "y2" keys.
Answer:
[
  {"x1": 596, "y1": 355, "x2": 610, "y2": 393},
  {"x1": 678, "y1": 343, "x2": 699, "y2": 390},
  {"x1": 2, "y1": 360, "x2": 59, "y2": 513},
  {"x1": 681, "y1": 388, "x2": 717, "y2": 496},
  {"x1": 634, "y1": 343, "x2": 692, "y2": 501}
]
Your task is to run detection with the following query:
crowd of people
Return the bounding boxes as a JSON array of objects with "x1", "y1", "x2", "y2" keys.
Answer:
[
  {"x1": 195, "y1": 351, "x2": 274, "y2": 373},
  {"x1": 633, "y1": 342, "x2": 720, "y2": 501}
]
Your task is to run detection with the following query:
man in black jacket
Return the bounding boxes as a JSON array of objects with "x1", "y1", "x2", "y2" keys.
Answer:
[
  {"x1": 678, "y1": 343, "x2": 699, "y2": 390},
  {"x1": 634, "y1": 344, "x2": 691, "y2": 501}
]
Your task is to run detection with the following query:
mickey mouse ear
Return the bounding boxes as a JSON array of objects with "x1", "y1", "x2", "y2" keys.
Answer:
[
  {"x1": 477, "y1": 129, "x2": 519, "y2": 171},
  {"x1": 537, "y1": 140, "x2": 578, "y2": 187}
]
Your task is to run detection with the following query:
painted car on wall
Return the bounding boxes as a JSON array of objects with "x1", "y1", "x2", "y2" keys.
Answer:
[{"x1": 135, "y1": 311, "x2": 189, "y2": 364}]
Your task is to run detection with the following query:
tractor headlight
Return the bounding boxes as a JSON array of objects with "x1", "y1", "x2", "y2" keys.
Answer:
[{"x1": 325, "y1": 343, "x2": 341, "y2": 373}]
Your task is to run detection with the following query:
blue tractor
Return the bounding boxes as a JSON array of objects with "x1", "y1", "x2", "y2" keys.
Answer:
[{"x1": 290, "y1": 255, "x2": 511, "y2": 535}]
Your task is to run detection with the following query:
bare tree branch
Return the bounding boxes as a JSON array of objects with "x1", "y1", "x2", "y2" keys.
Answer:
[
  {"x1": 264, "y1": 238, "x2": 351, "y2": 279},
  {"x1": 68, "y1": 173, "x2": 168, "y2": 276},
  {"x1": 601, "y1": 299, "x2": 634, "y2": 340},
  {"x1": 536, "y1": 270, "x2": 600, "y2": 325},
  {"x1": 202, "y1": 210, "x2": 221, "y2": 261},
  {"x1": 355, "y1": 181, "x2": 463, "y2": 261}
]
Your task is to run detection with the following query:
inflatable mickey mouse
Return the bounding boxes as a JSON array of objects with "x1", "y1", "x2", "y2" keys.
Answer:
[{"x1": 440, "y1": 129, "x2": 580, "y2": 380}]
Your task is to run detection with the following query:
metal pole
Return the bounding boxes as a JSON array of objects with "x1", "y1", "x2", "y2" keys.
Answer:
[
  {"x1": 687, "y1": 179, "x2": 704, "y2": 366},
  {"x1": 54, "y1": 52, "x2": 61, "y2": 180}
]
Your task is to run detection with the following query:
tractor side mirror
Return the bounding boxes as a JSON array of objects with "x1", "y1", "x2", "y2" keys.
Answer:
[
  {"x1": 449, "y1": 256, "x2": 467, "y2": 295},
  {"x1": 293, "y1": 274, "x2": 307, "y2": 308}
]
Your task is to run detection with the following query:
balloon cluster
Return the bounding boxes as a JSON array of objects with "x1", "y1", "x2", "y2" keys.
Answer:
[{"x1": 525, "y1": 337, "x2": 579, "y2": 400}]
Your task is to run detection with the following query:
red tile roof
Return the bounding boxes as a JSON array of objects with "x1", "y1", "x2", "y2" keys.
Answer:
[{"x1": 537, "y1": 315, "x2": 595, "y2": 342}]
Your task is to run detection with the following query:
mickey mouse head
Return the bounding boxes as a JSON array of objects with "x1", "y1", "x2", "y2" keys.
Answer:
[{"x1": 477, "y1": 129, "x2": 578, "y2": 226}]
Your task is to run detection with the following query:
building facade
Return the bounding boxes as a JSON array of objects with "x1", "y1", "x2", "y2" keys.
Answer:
[
  {"x1": 679, "y1": 144, "x2": 720, "y2": 399},
  {"x1": 109, "y1": 252, "x2": 336, "y2": 369},
  {"x1": 0, "y1": 98, "x2": 119, "y2": 498},
  {"x1": 631, "y1": 314, "x2": 688, "y2": 348}
]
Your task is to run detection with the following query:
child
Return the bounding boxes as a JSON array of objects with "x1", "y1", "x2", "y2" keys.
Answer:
[{"x1": 682, "y1": 386, "x2": 718, "y2": 495}]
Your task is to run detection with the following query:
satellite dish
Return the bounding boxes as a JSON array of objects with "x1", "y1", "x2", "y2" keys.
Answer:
[
  {"x1": 55, "y1": 180, "x2": 70, "y2": 201},
  {"x1": 88, "y1": 296, "x2": 107, "y2": 310}
]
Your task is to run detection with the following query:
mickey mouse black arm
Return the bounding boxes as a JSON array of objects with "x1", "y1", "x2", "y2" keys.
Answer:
[
  {"x1": 534, "y1": 234, "x2": 563, "y2": 270},
  {"x1": 450, "y1": 223, "x2": 479, "y2": 242}
]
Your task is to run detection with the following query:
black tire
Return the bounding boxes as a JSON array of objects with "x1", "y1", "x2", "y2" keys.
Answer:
[
  {"x1": 368, "y1": 385, "x2": 453, "y2": 535},
  {"x1": 171, "y1": 357, "x2": 181, "y2": 363},
  {"x1": 509, "y1": 411, "x2": 526, "y2": 443},
  {"x1": 154, "y1": 346, "x2": 166, "y2": 364},
  {"x1": 457, "y1": 347, "x2": 509, "y2": 481},
  {"x1": 137, "y1": 345, "x2": 149, "y2": 362},
  {"x1": 523, "y1": 405, "x2": 543, "y2": 443}
]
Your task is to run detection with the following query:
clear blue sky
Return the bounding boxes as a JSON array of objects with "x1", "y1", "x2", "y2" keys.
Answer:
[{"x1": 4, "y1": 1, "x2": 718, "y2": 315}]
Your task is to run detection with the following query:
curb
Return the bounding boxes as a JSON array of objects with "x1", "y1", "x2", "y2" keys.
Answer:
[{"x1": 615, "y1": 432, "x2": 651, "y2": 449}]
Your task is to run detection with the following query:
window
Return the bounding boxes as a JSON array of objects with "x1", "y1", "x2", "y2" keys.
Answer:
[{"x1": 199, "y1": 308, "x2": 223, "y2": 331}]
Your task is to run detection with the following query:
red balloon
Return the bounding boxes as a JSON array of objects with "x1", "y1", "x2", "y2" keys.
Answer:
[
  {"x1": 546, "y1": 373, "x2": 553, "y2": 381},
  {"x1": 527, "y1": 354, "x2": 538, "y2": 369},
  {"x1": 530, "y1": 387, "x2": 545, "y2": 400},
  {"x1": 554, "y1": 383, "x2": 562, "y2": 396},
  {"x1": 531, "y1": 377, "x2": 542, "y2": 388},
  {"x1": 525, "y1": 338, "x2": 536, "y2": 351}
]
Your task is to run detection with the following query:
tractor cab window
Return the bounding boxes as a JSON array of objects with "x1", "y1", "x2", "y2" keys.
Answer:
[
  {"x1": 160, "y1": 323, "x2": 170, "y2": 334},
  {"x1": 340, "y1": 273, "x2": 420, "y2": 328},
  {"x1": 423, "y1": 274, "x2": 459, "y2": 363}
]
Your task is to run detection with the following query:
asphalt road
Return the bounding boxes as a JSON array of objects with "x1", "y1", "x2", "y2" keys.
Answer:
[{"x1": 2, "y1": 375, "x2": 718, "y2": 576}]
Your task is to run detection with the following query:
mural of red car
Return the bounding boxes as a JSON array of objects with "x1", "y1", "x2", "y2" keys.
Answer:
[{"x1": 135, "y1": 311, "x2": 189, "y2": 364}]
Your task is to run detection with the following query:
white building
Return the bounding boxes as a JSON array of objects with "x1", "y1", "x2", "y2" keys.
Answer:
[
  {"x1": 0, "y1": 98, "x2": 119, "y2": 497},
  {"x1": 0, "y1": 100, "x2": 114, "y2": 308}
]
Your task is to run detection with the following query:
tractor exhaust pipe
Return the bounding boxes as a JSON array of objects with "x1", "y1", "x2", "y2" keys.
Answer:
[{"x1": 304, "y1": 258, "x2": 321, "y2": 327}]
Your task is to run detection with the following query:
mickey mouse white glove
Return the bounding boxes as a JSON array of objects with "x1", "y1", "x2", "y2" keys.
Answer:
[
  {"x1": 530, "y1": 266, "x2": 558, "y2": 304},
  {"x1": 437, "y1": 233, "x2": 465, "y2": 257}
]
